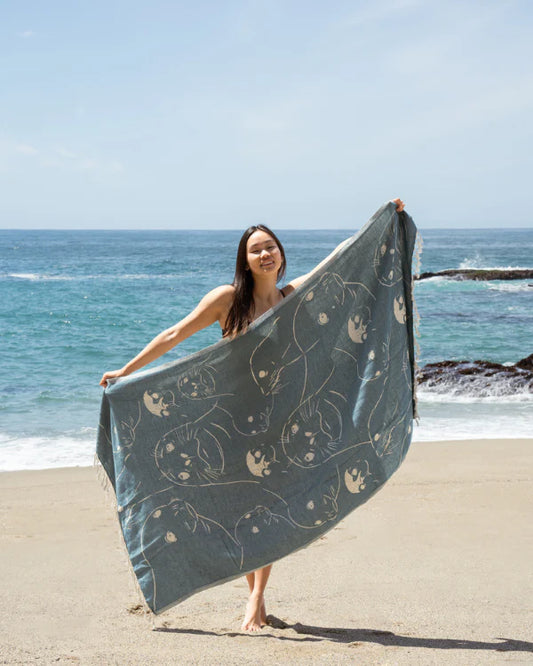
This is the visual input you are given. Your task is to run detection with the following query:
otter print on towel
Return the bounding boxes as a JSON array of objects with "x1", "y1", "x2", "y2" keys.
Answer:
[{"x1": 96, "y1": 202, "x2": 418, "y2": 614}]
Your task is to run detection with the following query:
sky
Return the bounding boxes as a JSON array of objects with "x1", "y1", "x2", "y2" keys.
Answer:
[{"x1": 1, "y1": 0, "x2": 532, "y2": 229}]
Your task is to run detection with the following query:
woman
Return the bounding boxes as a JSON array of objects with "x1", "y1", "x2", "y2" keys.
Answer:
[{"x1": 100, "y1": 198, "x2": 405, "y2": 631}]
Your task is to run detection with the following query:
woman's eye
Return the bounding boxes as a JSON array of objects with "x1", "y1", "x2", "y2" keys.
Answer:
[{"x1": 251, "y1": 245, "x2": 276, "y2": 254}]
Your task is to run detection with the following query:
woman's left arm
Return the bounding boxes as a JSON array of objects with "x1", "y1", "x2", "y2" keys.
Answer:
[{"x1": 285, "y1": 198, "x2": 405, "y2": 291}]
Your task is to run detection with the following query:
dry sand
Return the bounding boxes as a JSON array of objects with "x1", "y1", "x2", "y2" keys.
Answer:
[{"x1": 1, "y1": 438, "x2": 532, "y2": 665}]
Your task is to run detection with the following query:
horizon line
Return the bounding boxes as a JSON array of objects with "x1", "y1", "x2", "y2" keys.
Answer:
[{"x1": 1, "y1": 226, "x2": 532, "y2": 232}]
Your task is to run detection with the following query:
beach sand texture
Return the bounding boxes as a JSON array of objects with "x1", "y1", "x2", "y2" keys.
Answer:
[{"x1": 1, "y1": 438, "x2": 532, "y2": 665}]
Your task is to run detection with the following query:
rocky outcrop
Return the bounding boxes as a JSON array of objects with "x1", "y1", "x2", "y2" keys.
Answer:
[
  {"x1": 416, "y1": 269, "x2": 533, "y2": 281},
  {"x1": 417, "y1": 354, "x2": 533, "y2": 397}
]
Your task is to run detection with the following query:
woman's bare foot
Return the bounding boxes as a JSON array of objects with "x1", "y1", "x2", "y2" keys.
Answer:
[{"x1": 241, "y1": 591, "x2": 265, "y2": 632}]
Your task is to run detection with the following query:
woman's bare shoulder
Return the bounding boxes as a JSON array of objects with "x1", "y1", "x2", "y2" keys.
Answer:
[
  {"x1": 201, "y1": 284, "x2": 235, "y2": 329},
  {"x1": 282, "y1": 275, "x2": 309, "y2": 293},
  {"x1": 281, "y1": 283, "x2": 297, "y2": 296},
  {"x1": 205, "y1": 283, "x2": 235, "y2": 299},
  {"x1": 200, "y1": 284, "x2": 235, "y2": 313}
]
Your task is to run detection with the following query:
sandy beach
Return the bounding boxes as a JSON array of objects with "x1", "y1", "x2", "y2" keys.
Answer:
[{"x1": 1, "y1": 438, "x2": 532, "y2": 665}]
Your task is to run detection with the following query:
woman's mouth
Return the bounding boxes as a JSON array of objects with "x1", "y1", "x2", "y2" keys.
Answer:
[{"x1": 261, "y1": 261, "x2": 274, "y2": 268}]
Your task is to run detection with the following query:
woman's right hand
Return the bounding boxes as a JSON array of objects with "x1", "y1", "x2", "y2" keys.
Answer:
[{"x1": 100, "y1": 368, "x2": 128, "y2": 388}]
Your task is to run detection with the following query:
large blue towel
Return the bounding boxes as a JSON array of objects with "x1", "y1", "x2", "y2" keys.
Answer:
[{"x1": 96, "y1": 202, "x2": 418, "y2": 614}]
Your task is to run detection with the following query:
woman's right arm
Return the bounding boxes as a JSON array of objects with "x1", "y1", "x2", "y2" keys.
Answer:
[{"x1": 99, "y1": 284, "x2": 234, "y2": 387}]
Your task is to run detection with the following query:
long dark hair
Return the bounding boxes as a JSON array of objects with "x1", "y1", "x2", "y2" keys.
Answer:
[{"x1": 223, "y1": 224, "x2": 287, "y2": 338}]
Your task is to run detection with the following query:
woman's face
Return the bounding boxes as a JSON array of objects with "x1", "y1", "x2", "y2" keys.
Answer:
[{"x1": 246, "y1": 230, "x2": 282, "y2": 279}]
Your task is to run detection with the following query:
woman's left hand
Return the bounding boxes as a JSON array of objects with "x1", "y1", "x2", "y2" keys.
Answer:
[
  {"x1": 392, "y1": 198, "x2": 405, "y2": 212},
  {"x1": 100, "y1": 367, "x2": 128, "y2": 388}
]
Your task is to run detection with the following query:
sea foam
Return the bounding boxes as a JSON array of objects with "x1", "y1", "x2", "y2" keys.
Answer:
[{"x1": 0, "y1": 432, "x2": 95, "y2": 471}]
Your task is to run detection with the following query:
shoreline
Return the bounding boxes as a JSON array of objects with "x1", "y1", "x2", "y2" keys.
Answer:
[
  {"x1": 1, "y1": 438, "x2": 532, "y2": 664},
  {"x1": 1, "y1": 437, "x2": 532, "y2": 474}
]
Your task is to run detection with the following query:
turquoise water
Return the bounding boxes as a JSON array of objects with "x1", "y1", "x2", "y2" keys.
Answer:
[
  {"x1": 1, "y1": 226, "x2": 532, "y2": 470},
  {"x1": 414, "y1": 229, "x2": 532, "y2": 364}
]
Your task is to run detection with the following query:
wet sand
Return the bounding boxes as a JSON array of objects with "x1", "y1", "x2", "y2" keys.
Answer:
[{"x1": 1, "y1": 438, "x2": 532, "y2": 665}]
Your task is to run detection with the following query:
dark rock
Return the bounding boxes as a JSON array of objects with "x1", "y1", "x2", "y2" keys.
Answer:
[
  {"x1": 516, "y1": 353, "x2": 533, "y2": 372},
  {"x1": 417, "y1": 354, "x2": 533, "y2": 397},
  {"x1": 416, "y1": 269, "x2": 533, "y2": 281}
]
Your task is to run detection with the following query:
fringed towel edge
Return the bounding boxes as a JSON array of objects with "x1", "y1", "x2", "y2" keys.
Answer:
[
  {"x1": 411, "y1": 229, "x2": 423, "y2": 423},
  {"x1": 93, "y1": 454, "x2": 155, "y2": 626}
]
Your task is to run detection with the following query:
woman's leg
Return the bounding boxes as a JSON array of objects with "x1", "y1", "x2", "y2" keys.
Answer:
[
  {"x1": 245, "y1": 568, "x2": 270, "y2": 624},
  {"x1": 241, "y1": 565, "x2": 272, "y2": 631}
]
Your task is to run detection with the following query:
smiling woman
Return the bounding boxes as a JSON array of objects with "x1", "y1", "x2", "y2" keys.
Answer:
[
  {"x1": 99, "y1": 221, "x2": 335, "y2": 631},
  {"x1": 222, "y1": 224, "x2": 289, "y2": 339},
  {"x1": 99, "y1": 198, "x2": 406, "y2": 631}
]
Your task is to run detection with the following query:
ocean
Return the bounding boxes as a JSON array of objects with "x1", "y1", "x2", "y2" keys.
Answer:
[{"x1": 1, "y1": 225, "x2": 532, "y2": 471}]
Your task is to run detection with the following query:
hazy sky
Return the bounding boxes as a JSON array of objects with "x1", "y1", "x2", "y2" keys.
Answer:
[{"x1": 1, "y1": 0, "x2": 532, "y2": 229}]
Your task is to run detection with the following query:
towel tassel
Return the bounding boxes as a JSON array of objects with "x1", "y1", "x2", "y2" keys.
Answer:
[
  {"x1": 411, "y1": 229, "x2": 423, "y2": 423},
  {"x1": 93, "y1": 455, "x2": 155, "y2": 624}
]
